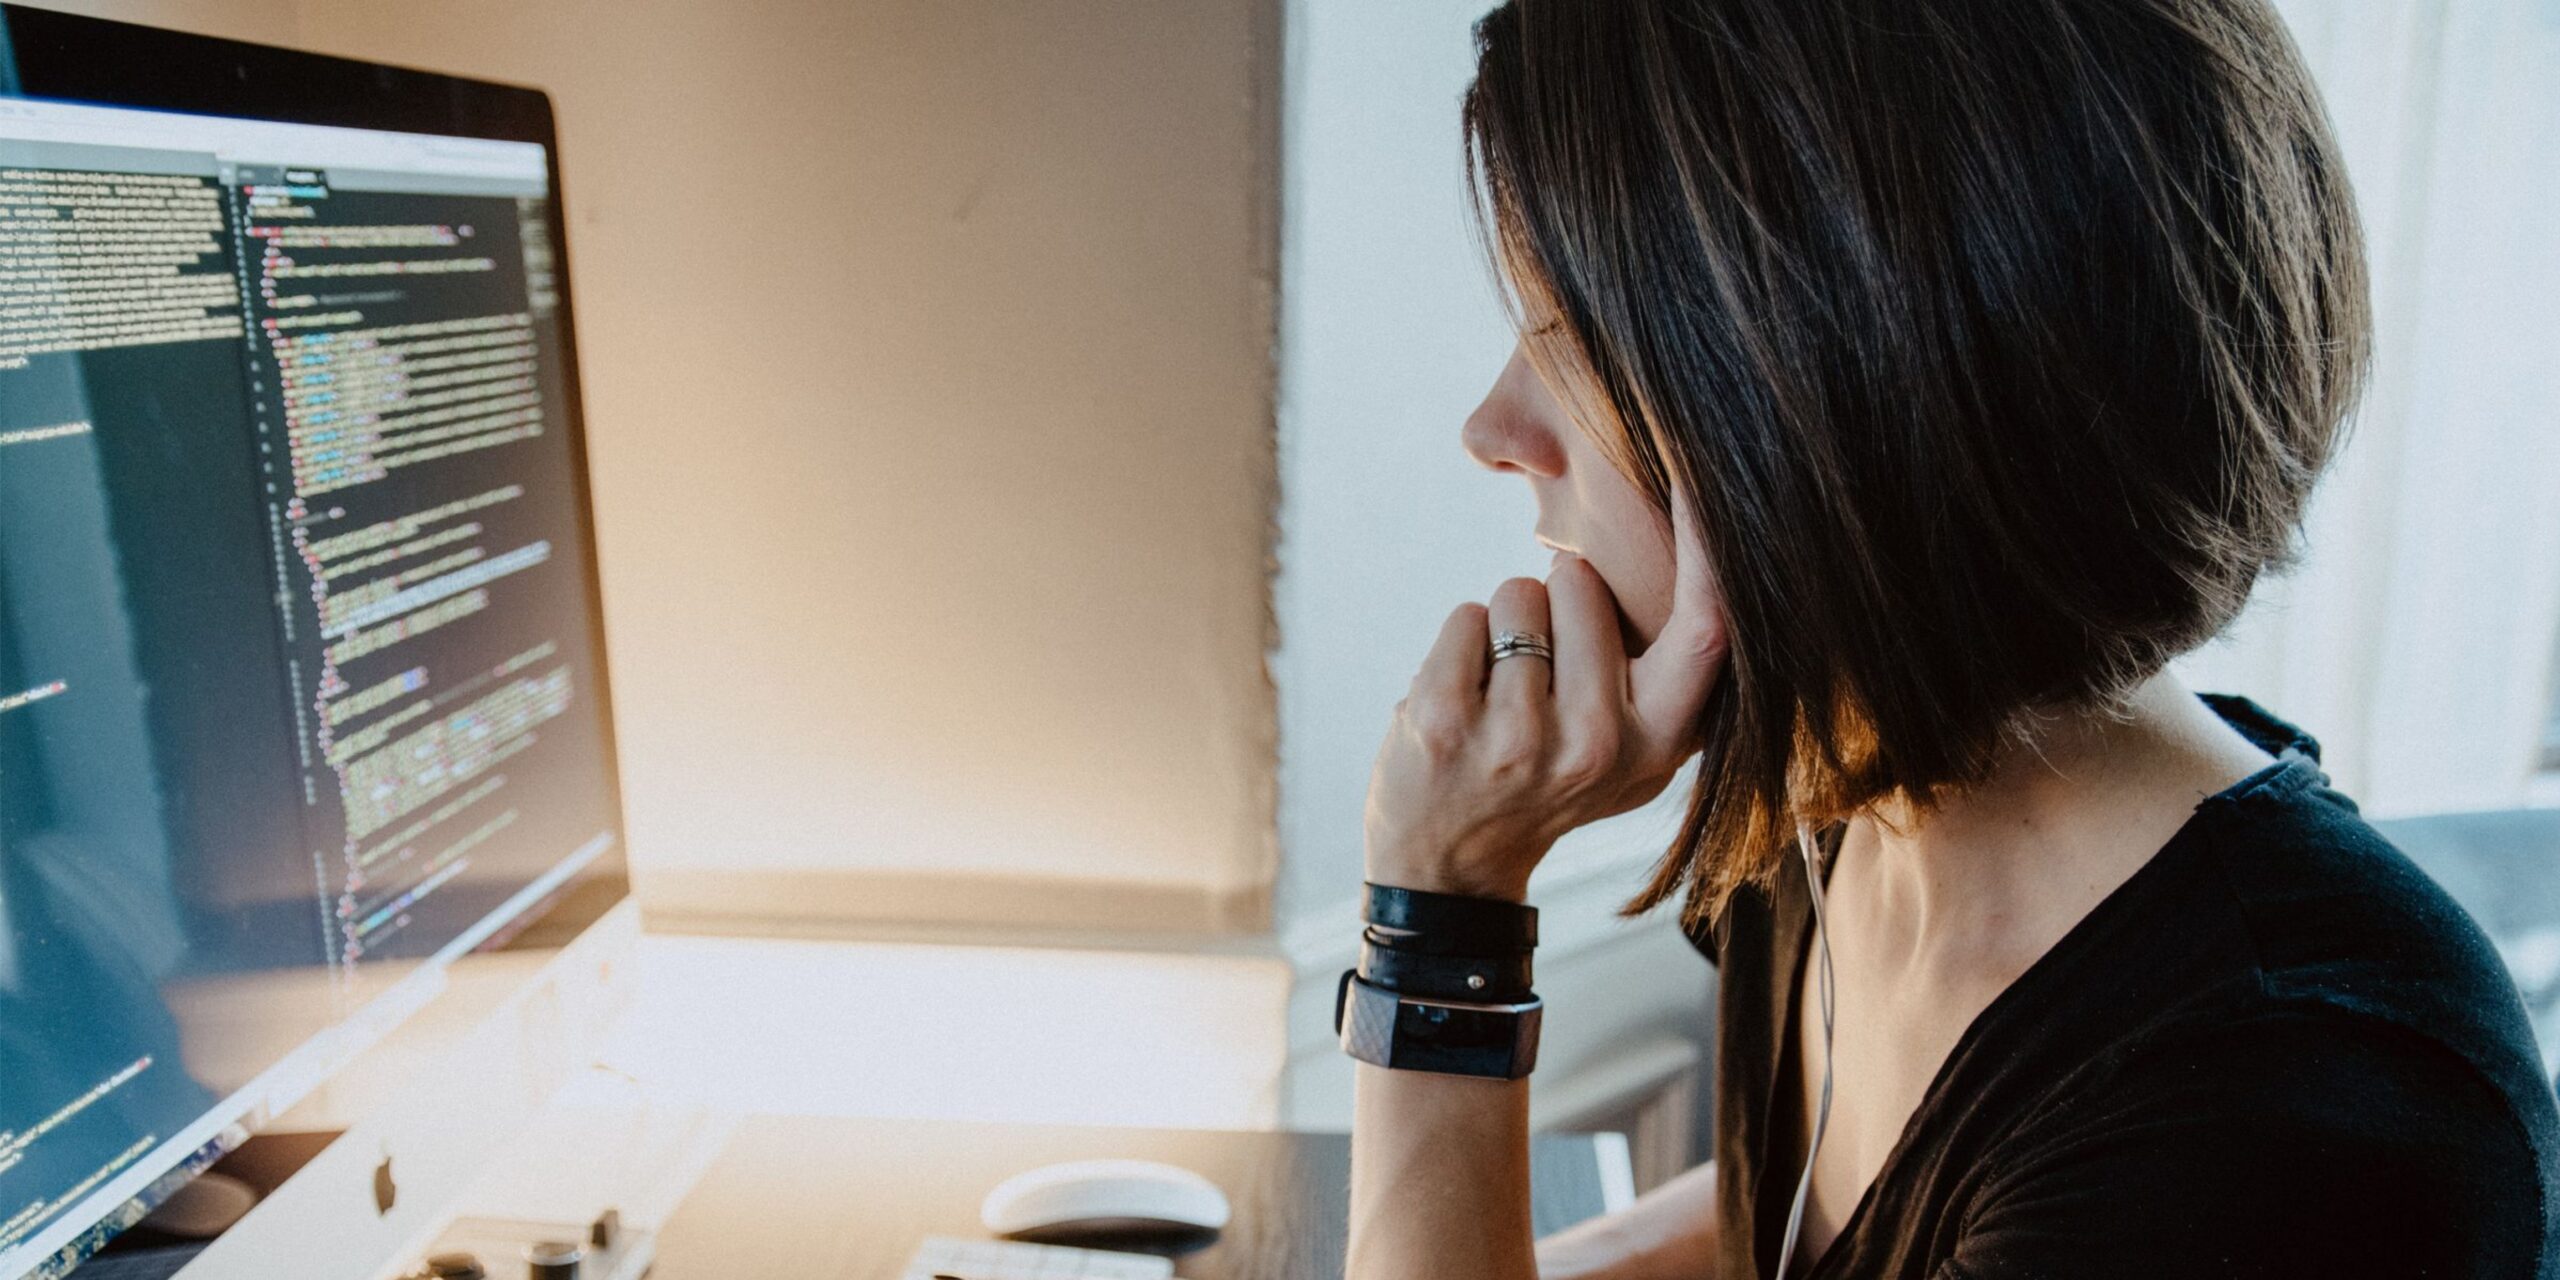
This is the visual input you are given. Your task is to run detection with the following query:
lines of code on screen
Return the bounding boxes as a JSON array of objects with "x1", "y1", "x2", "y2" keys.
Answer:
[
  {"x1": 0, "y1": 158, "x2": 269, "y2": 1257},
  {"x1": 0, "y1": 167, "x2": 241, "y2": 359},
  {"x1": 0, "y1": 136, "x2": 618, "y2": 1269},
  {"x1": 231, "y1": 165, "x2": 614, "y2": 969}
]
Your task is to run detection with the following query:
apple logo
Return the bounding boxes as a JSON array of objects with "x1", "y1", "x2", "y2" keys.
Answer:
[{"x1": 372, "y1": 1153, "x2": 398, "y2": 1216}]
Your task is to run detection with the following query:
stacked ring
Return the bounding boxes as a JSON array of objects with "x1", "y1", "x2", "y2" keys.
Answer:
[{"x1": 1490, "y1": 629, "x2": 1553, "y2": 663}]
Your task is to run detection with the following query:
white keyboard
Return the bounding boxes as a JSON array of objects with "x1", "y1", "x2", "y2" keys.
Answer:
[{"x1": 900, "y1": 1235, "x2": 1176, "y2": 1280}]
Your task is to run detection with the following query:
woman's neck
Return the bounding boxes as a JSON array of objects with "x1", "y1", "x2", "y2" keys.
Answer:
[{"x1": 1842, "y1": 671, "x2": 2275, "y2": 971}]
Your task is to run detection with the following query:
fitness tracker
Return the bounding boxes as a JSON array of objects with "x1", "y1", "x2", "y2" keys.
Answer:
[{"x1": 1335, "y1": 970, "x2": 1543, "y2": 1079}]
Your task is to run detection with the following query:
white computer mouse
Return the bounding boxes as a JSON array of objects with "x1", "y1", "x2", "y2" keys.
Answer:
[{"x1": 980, "y1": 1158, "x2": 1232, "y2": 1243}]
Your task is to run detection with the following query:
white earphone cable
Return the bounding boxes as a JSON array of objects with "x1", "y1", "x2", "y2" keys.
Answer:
[{"x1": 1772, "y1": 818, "x2": 1836, "y2": 1278}]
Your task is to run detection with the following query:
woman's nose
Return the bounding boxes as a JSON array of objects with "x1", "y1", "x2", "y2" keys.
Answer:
[
  {"x1": 1460, "y1": 400, "x2": 1512, "y2": 472},
  {"x1": 1462, "y1": 349, "x2": 1568, "y2": 478}
]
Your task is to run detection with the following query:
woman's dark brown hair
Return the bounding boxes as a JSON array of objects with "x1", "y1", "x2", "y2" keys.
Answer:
[{"x1": 1462, "y1": 0, "x2": 2370, "y2": 924}]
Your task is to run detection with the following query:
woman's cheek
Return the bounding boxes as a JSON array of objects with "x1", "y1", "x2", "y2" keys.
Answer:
[{"x1": 1586, "y1": 535, "x2": 1677, "y2": 648}]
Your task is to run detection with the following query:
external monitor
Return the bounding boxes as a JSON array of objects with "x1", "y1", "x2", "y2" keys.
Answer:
[{"x1": 0, "y1": 8, "x2": 630, "y2": 1275}]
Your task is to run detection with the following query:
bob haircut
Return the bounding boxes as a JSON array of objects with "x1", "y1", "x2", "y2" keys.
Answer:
[{"x1": 1462, "y1": 0, "x2": 2371, "y2": 925}]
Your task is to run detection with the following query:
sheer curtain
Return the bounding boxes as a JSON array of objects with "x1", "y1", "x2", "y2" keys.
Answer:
[{"x1": 2176, "y1": 0, "x2": 2560, "y2": 818}]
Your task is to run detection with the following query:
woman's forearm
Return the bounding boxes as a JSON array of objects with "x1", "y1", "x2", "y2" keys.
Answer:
[
  {"x1": 1534, "y1": 1159, "x2": 1721, "y2": 1280},
  {"x1": 1348, "y1": 1063, "x2": 1538, "y2": 1280},
  {"x1": 1347, "y1": 515, "x2": 1726, "y2": 1279}
]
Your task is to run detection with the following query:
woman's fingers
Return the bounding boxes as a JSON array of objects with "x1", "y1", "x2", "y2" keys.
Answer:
[
  {"x1": 1629, "y1": 482, "x2": 1729, "y2": 754},
  {"x1": 1416, "y1": 600, "x2": 1492, "y2": 711},
  {"x1": 1374, "y1": 524, "x2": 1707, "y2": 896},
  {"x1": 1543, "y1": 551, "x2": 1625, "y2": 743},
  {"x1": 1484, "y1": 577, "x2": 1553, "y2": 708}
]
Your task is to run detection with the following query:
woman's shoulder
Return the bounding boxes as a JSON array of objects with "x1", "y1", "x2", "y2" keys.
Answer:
[
  {"x1": 2181, "y1": 711, "x2": 2548, "y2": 1113},
  {"x1": 1954, "y1": 993, "x2": 2560, "y2": 1278},
  {"x1": 1968, "y1": 717, "x2": 2560, "y2": 1275},
  {"x1": 2006, "y1": 694, "x2": 2550, "y2": 1116}
]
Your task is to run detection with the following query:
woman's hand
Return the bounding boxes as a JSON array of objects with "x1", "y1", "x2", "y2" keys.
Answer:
[{"x1": 1364, "y1": 490, "x2": 1728, "y2": 902}]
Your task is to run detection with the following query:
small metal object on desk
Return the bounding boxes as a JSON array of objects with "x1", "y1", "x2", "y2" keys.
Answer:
[
  {"x1": 423, "y1": 1253, "x2": 487, "y2": 1280},
  {"x1": 525, "y1": 1239, "x2": 583, "y2": 1280},
  {"x1": 417, "y1": 1213, "x2": 650, "y2": 1280}
]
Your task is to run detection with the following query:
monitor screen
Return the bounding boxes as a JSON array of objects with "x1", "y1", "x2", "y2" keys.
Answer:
[{"x1": 0, "y1": 31, "x2": 627, "y2": 1277}]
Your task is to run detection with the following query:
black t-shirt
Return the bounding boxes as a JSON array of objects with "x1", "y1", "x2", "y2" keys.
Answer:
[{"x1": 1686, "y1": 695, "x2": 2560, "y2": 1278}]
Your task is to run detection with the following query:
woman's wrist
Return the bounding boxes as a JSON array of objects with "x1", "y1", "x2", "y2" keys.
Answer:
[
  {"x1": 1341, "y1": 877, "x2": 1543, "y2": 1079},
  {"x1": 1365, "y1": 840, "x2": 1538, "y2": 904}
]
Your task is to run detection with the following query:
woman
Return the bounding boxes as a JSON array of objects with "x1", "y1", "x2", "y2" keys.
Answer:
[{"x1": 1342, "y1": 1, "x2": 2560, "y2": 1277}]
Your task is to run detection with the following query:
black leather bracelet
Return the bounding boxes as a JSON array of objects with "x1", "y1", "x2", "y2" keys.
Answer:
[
  {"x1": 1361, "y1": 923, "x2": 1536, "y2": 960},
  {"x1": 1359, "y1": 937, "x2": 1534, "y2": 1003},
  {"x1": 1364, "y1": 882, "x2": 1538, "y2": 951}
]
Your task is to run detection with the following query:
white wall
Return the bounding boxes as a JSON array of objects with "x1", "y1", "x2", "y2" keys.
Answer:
[
  {"x1": 2177, "y1": 0, "x2": 2560, "y2": 819},
  {"x1": 1269, "y1": 0, "x2": 1711, "y2": 924},
  {"x1": 1270, "y1": 0, "x2": 1517, "y2": 930},
  {"x1": 1268, "y1": 0, "x2": 1715, "y2": 1126},
  {"x1": 29, "y1": 0, "x2": 1288, "y2": 932}
]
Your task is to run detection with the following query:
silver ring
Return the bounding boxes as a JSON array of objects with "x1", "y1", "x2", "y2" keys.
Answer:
[{"x1": 1490, "y1": 629, "x2": 1553, "y2": 662}]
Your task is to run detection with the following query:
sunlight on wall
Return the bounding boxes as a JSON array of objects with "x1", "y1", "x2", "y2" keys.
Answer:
[{"x1": 593, "y1": 937, "x2": 1292, "y2": 1130}]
